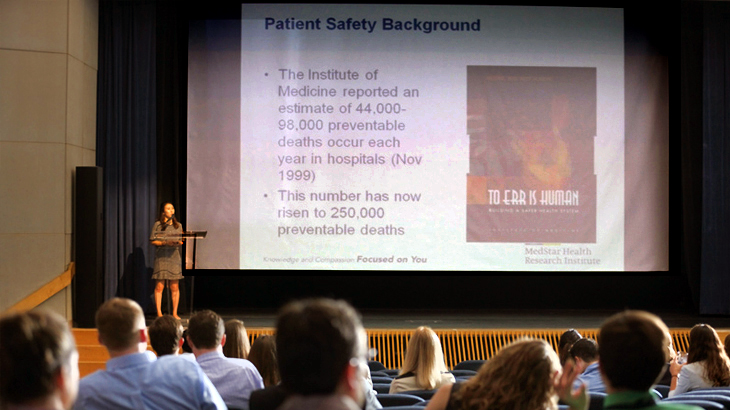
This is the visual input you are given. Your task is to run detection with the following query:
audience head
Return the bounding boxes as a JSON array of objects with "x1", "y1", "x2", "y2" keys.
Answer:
[
  {"x1": 598, "y1": 310, "x2": 669, "y2": 392},
  {"x1": 454, "y1": 339, "x2": 560, "y2": 410},
  {"x1": 149, "y1": 314, "x2": 183, "y2": 357},
  {"x1": 276, "y1": 298, "x2": 366, "y2": 402},
  {"x1": 569, "y1": 338, "x2": 599, "y2": 371},
  {"x1": 181, "y1": 328, "x2": 193, "y2": 353},
  {"x1": 558, "y1": 329, "x2": 582, "y2": 366},
  {"x1": 95, "y1": 297, "x2": 147, "y2": 355},
  {"x1": 665, "y1": 330, "x2": 677, "y2": 362},
  {"x1": 248, "y1": 335, "x2": 280, "y2": 387},
  {"x1": 687, "y1": 323, "x2": 730, "y2": 387},
  {"x1": 400, "y1": 326, "x2": 449, "y2": 390},
  {"x1": 187, "y1": 310, "x2": 225, "y2": 351},
  {"x1": 223, "y1": 319, "x2": 251, "y2": 359},
  {"x1": 724, "y1": 333, "x2": 730, "y2": 359},
  {"x1": 0, "y1": 310, "x2": 79, "y2": 409}
]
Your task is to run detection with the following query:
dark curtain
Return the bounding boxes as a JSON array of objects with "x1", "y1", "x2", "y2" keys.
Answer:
[
  {"x1": 97, "y1": 0, "x2": 158, "y2": 312},
  {"x1": 697, "y1": 2, "x2": 730, "y2": 314},
  {"x1": 97, "y1": 0, "x2": 189, "y2": 314},
  {"x1": 155, "y1": 1, "x2": 190, "y2": 314},
  {"x1": 680, "y1": 1, "x2": 704, "y2": 313}
]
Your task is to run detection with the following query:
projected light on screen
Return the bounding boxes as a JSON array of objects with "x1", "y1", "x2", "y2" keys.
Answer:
[{"x1": 187, "y1": 4, "x2": 666, "y2": 272}]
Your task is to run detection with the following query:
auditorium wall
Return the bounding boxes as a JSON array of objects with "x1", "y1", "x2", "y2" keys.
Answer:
[{"x1": 0, "y1": 0, "x2": 98, "y2": 317}]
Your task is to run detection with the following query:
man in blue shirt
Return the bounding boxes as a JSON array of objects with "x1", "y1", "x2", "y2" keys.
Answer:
[
  {"x1": 569, "y1": 338, "x2": 606, "y2": 393},
  {"x1": 187, "y1": 310, "x2": 264, "y2": 410},
  {"x1": 0, "y1": 310, "x2": 79, "y2": 410},
  {"x1": 73, "y1": 298, "x2": 226, "y2": 410}
]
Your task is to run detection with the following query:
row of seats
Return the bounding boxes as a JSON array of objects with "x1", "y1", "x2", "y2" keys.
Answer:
[
  {"x1": 555, "y1": 387, "x2": 730, "y2": 410},
  {"x1": 368, "y1": 360, "x2": 485, "y2": 373},
  {"x1": 663, "y1": 387, "x2": 730, "y2": 410},
  {"x1": 370, "y1": 366, "x2": 730, "y2": 410},
  {"x1": 368, "y1": 360, "x2": 480, "y2": 407}
]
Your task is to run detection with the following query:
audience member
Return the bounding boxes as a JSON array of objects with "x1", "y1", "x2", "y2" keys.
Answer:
[
  {"x1": 224, "y1": 319, "x2": 251, "y2": 359},
  {"x1": 559, "y1": 329, "x2": 582, "y2": 366},
  {"x1": 558, "y1": 310, "x2": 702, "y2": 410},
  {"x1": 425, "y1": 339, "x2": 577, "y2": 410},
  {"x1": 149, "y1": 314, "x2": 183, "y2": 357},
  {"x1": 569, "y1": 338, "x2": 605, "y2": 393},
  {"x1": 274, "y1": 298, "x2": 369, "y2": 410},
  {"x1": 669, "y1": 323, "x2": 730, "y2": 396},
  {"x1": 248, "y1": 335, "x2": 280, "y2": 387},
  {"x1": 182, "y1": 328, "x2": 193, "y2": 353},
  {"x1": 187, "y1": 309, "x2": 264, "y2": 409},
  {"x1": 389, "y1": 326, "x2": 455, "y2": 393},
  {"x1": 725, "y1": 334, "x2": 730, "y2": 362},
  {"x1": 73, "y1": 298, "x2": 226, "y2": 410},
  {"x1": 0, "y1": 310, "x2": 79, "y2": 410},
  {"x1": 656, "y1": 330, "x2": 678, "y2": 386}
]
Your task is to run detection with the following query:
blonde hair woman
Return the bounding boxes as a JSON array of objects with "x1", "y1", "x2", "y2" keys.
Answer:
[
  {"x1": 426, "y1": 339, "x2": 581, "y2": 410},
  {"x1": 390, "y1": 326, "x2": 455, "y2": 393}
]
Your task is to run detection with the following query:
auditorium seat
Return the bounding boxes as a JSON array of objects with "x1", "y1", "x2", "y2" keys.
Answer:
[
  {"x1": 372, "y1": 376, "x2": 394, "y2": 384},
  {"x1": 401, "y1": 389, "x2": 437, "y2": 400},
  {"x1": 373, "y1": 383, "x2": 391, "y2": 394},
  {"x1": 378, "y1": 406, "x2": 426, "y2": 410},
  {"x1": 369, "y1": 360, "x2": 387, "y2": 371},
  {"x1": 681, "y1": 391, "x2": 730, "y2": 397},
  {"x1": 694, "y1": 389, "x2": 730, "y2": 394},
  {"x1": 588, "y1": 392, "x2": 606, "y2": 410},
  {"x1": 654, "y1": 385, "x2": 670, "y2": 398},
  {"x1": 453, "y1": 359, "x2": 485, "y2": 372},
  {"x1": 450, "y1": 369, "x2": 477, "y2": 378},
  {"x1": 669, "y1": 394, "x2": 730, "y2": 410},
  {"x1": 662, "y1": 399, "x2": 724, "y2": 410},
  {"x1": 371, "y1": 371, "x2": 391, "y2": 378},
  {"x1": 376, "y1": 394, "x2": 425, "y2": 407}
]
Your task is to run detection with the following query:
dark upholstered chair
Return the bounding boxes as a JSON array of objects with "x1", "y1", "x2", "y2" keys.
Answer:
[
  {"x1": 453, "y1": 359, "x2": 486, "y2": 372},
  {"x1": 375, "y1": 394, "x2": 425, "y2": 407}
]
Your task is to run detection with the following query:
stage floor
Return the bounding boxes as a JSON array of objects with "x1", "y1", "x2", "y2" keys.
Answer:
[{"x1": 150, "y1": 308, "x2": 730, "y2": 330}]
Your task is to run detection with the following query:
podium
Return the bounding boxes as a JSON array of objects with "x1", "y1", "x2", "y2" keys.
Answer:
[
  {"x1": 156, "y1": 231, "x2": 207, "y2": 314},
  {"x1": 182, "y1": 231, "x2": 207, "y2": 313}
]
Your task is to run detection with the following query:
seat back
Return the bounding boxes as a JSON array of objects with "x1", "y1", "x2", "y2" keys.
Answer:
[
  {"x1": 663, "y1": 399, "x2": 724, "y2": 410},
  {"x1": 376, "y1": 394, "x2": 426, "y2": 407},
  {"x1": 453, "y1": 360, "x2": 485, "y2": 372},
  {"x1": 401, "y1": 389, "x2": 437, "y2": 400}
]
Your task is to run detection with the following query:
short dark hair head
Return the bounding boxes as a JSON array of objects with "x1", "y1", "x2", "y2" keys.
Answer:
[
  {"x1": 559, "y1": 329, "x2": 582, "y2": 350},
  {"x1": 558, "y1": 329, "x2": 582, "y2": 366},
  {"x1": 187, "y1": 310, "x2": 224, "y2": 349},
  {"x1": 95, "y1": 298, "x2": 144, "y2": 352},
  {"x1": 149, "y1": 315, "x2": 183, "y2": 356},
  {"x1": 276, "y1": 298, "x2": 364, "y2": 395},
  {"x1": 0, "y1": 310, "x2": 76, "y2": 405},
  {"x1": 181, "y1": 328, "x2": 193, "y2": 353},
  {"x1": 570, "y1": 338, "x2": 599, "y2": 363},
  {"x1": 598, "y1": 310, "x2": 669, "y2": 391}
]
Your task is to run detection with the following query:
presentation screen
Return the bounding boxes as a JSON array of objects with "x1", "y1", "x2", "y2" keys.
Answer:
[{"x1": 187, "y1": 4, "x2": 668, "y2": 271}]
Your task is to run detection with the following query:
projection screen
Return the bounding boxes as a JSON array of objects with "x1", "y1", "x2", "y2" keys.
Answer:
[{"x1": 187, "y1": 4, "x2": 668, "y2": 271}]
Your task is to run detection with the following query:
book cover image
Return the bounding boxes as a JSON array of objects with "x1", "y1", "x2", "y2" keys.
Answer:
[{"x1": 466, "y1": 66, "x2": 597, "y2": 243}]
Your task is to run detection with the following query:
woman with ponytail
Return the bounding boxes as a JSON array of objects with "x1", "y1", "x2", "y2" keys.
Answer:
[{"x1": 150, "y1": 202, "x2": 184, "y2": 318}]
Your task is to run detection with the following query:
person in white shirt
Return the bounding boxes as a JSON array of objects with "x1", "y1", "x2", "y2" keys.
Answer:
[{"x1": 669, "y1": 323, "x2": 730, "y2": 396}]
